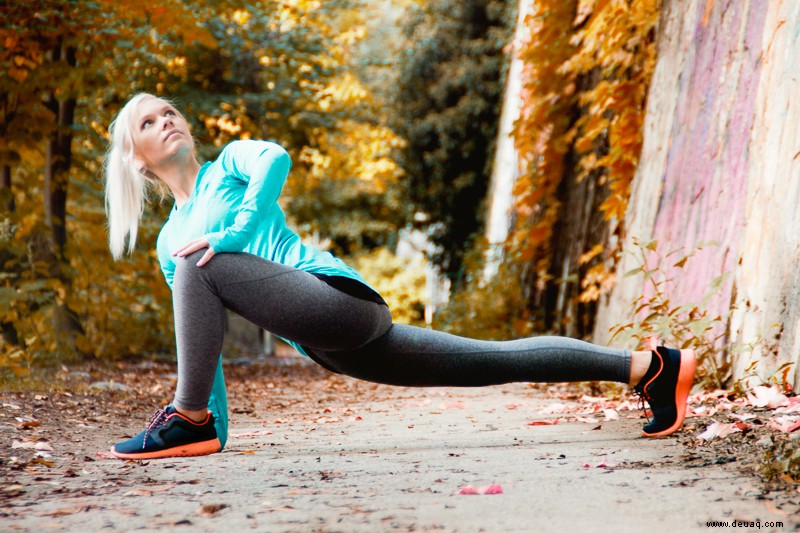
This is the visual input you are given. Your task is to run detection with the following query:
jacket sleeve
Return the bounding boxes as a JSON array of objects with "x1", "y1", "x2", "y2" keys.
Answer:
[
  {"x1": 205, "y1": 140, "x2": 291, "y2": 253},
  {"x1": 156, "y1": 228, "x2": 175, "y2": 290}
]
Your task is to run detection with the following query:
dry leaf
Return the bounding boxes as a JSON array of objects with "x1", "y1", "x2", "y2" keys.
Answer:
[
  {"x1": 527, "y1": 419, "x2": 559, "y2": 426},
  {"x1": 124, "y1": 489, "x2": 153, "y2": 497},
  {"x1": 457, "y1": 484, "x2": 503, "y2": 495},
  {"x1": 697, "y1": 422, "x2": 740, "y2": 440},
  {"x1": 539, "y1": 403, "x2": 568, "y2": 414},
  {"x1": 582, "y1": 457, "x2": 614, "y2": 469},
  {"x1": 197, "y1": 503, "x2": 229, "y2": 517},
  {"x1": 747, "y1": 386, "x2": 789, "y2": 408},
  {"x1": 768, "y1": 416, "x2": 800, "y2": 433},
  {"x1": 405, "y1": 399, "x2": 432, "y2": 407},
  {"x1": 230, "y1": 429, "x2": 273, "y2": 439}
]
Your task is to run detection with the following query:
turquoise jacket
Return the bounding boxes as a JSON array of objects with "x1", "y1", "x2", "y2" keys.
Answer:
[{"x1": 156, "y1": 140, "x2": 372, "y2": 447}]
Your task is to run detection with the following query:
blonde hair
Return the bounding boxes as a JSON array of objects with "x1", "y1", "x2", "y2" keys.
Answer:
[{"x1": 104, "y1": 93, "x2": 174, "y2": 259}]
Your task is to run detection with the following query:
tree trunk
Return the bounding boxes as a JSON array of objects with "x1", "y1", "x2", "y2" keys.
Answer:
[
  {"x1": 0, "y1": 165, "x2": 13, "y2": 213},
  {"x1": 42, "y1": 41, "x2": 87, "y2": 358},
  {"x1": 1, "y1": 163, "x2": 18, "y2": 347}
]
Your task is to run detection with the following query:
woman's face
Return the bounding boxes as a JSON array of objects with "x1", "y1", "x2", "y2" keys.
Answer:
[{"x1": 131, "y1": 97, "x2": 193, "y2": 170}]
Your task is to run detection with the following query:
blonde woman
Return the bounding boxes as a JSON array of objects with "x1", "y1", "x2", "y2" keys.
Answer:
[{"x1": 104, "y1": 93, "x2": 696, "y2": 459}]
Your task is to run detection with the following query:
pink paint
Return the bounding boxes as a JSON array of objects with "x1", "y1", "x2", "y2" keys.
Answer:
[{"x1": 646, "y1": 0, "x2": 768, "y2": 336}]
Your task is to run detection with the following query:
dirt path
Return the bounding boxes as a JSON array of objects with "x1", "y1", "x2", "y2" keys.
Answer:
[{"x1": 1, "y1": 358, "x2": 797, "y2": 532}]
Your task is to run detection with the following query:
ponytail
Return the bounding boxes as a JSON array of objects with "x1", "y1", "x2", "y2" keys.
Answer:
[{"x1": 104, "y1": 93, "x2": 171, "y2": 259}]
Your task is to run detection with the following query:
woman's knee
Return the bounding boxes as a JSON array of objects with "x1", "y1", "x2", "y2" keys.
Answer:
[{"x1": 173, "y1": 250, "x2": 212, "y2": 289}]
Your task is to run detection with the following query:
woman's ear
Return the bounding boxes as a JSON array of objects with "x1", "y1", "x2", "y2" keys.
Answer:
[{"x1": 132, "y1": 157, "x2": 147, "y2": 174}]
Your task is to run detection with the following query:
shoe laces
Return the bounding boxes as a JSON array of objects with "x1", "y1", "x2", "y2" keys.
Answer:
[
  {"x1": 143, "y1": 408, "x2": 169, "y2": 449},
  {"x1": 633, "y1": 338, "x2": 661, "y2": 425},
  {"x1": 633, "y1": 388, "x2": 652, "y2": 425}
]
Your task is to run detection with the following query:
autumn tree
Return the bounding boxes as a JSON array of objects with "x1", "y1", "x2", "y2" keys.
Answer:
[
  {"x1": 392, "y1": 0, "x2": 515, "y2": 283},
  {"x1": 1, "y1": 0, "x2": 407, "y2": 375}
]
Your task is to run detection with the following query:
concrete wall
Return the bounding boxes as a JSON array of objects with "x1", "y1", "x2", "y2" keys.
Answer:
[{"x1": 594, "y1": 0, "x2": 800, "y2": 385}]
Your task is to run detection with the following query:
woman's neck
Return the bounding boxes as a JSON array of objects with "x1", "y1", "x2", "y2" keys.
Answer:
[{"x1": 154, "y1": 157, "x2": 202, "y2": 209}]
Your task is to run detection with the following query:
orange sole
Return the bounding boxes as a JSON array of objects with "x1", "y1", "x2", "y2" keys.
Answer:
[
  {"x1": 643, "y1": 349, "x2": 696, "y2": 438},
  {"x1": 111, "y1": 438, "x2": 221, "y2": 460}
]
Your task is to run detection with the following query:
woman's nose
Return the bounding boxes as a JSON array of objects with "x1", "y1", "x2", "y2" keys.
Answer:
[{"x1": 161, "y1": 116, "x2": 174, "y2": 129}]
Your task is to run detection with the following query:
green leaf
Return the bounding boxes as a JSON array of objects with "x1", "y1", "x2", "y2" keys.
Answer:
[
  {"x1": 20, "y1": 281, "x2": 47, "y2": 292},
  {"x1": 623, "y1": 266, "x2": 643, "y2": 278},
  {"x1": 0, "y1": 287, "x2": 16, "y2": 315}
]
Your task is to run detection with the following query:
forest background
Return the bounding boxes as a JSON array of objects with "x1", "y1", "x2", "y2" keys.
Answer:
[{"x1": 1, "y1": 0, "x2": 793, "y2": 395}]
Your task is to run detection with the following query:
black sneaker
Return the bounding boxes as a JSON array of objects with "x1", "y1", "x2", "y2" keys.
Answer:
[
  {"x1": 633, "y1": 346, "x2": 696, "y2": 437},
  {"x1": 111, "y1": 405, "x2": 221, "y2": 459}
]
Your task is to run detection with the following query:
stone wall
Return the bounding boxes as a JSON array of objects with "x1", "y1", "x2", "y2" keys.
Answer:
[{"x1": 594, "y1": 0, "x2": 800, "y2": 386}]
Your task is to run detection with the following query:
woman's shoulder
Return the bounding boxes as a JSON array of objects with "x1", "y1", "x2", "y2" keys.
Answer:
[{"x1": 218, "y1": 140, "x2": 289, "y2": 164}]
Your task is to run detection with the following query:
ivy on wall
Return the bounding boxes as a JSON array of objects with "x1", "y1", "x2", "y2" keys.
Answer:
[{"x1": 510, "y1": 0, "x2": 661, "y2": 331}]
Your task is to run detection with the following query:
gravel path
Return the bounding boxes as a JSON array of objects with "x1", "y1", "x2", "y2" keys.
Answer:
[{"x1": 1, "y1": 359, "x2": 794, "y2": 532}]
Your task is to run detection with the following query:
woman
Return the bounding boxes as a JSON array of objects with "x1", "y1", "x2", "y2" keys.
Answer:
[{"x1": 104, "y1": 93, "x2": 696, "y2": 460}]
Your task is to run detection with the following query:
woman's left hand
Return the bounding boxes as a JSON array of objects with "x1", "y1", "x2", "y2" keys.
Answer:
[{"x1": 173, "y1": 236, "x2": 216, "y2": 267}]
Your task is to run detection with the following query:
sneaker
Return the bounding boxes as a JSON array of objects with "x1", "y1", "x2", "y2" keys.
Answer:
[
  {"x1": 633, "y1": 345, "x2": 697, "y2": 437},
  {"x1": 111, "y1": 405, "x2": 221, "y2": 459}
]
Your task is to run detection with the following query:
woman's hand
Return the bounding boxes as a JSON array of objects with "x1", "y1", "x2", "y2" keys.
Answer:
[{"x1": 172, "y1": 236, "x2": 216, "y2": 267}]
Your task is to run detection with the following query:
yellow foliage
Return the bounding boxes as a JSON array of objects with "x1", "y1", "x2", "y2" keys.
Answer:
[
  {"x1": 511, "y1": 0, "x2": 660, "y2": 306},
  {"x1": 295, "y1": 120, "x2": 405, "y2": 193},
  {"x1": 351, "y1": 248, "x2": 426, "y2": 325},
  {"x1": 320, "y1": 72, "x2": 371, "y2": 106}
]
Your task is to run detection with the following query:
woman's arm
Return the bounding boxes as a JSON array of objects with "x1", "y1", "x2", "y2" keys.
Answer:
[
  {"x1": 205, "y1": 140, "x2": 292, "y2": 253},
  {"x1": 156, "y1": 230, "x2": 175, "y2": 289}
]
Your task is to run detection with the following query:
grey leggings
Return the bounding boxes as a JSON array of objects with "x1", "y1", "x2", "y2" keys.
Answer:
[{"x1": 172, "y1": 251, "x2": 631, "y2": 411}]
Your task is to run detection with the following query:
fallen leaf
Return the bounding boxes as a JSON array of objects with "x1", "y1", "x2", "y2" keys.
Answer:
[
  {"x1": 481, "y1": 484, "x2": 503, "y2": 494},
  {"x1": 197, "y1": 503, "x2": 229, "y2": 517},
  {"x1": 747, "y1": 385, "x2": 789, "y2": 408},
  {"x1": 527, "y1": 419, "x2": 559, "y2": 426},
  {"x1": 440, "y1": 402, "x2": 467, "y2": 410},
  {"x1": 504, "y1": 403, "x2": 529, "y2": 410},
  {"x1": 405, "y1": 399, "x2": 432, "y2": 407},
  {"x1": 124, "y1": 489, "x2": 153, "y2": 497},
  {"x1": 15, "y1": 420, "x2": 41, "y2": 429},
  {"x1": 1, "y1": 485, "x2": 25, "y2": 498},
  {"x1": 43, "y1": 508, "x2": 81, "y2": 517},
  {"x1": 582, "y1": 457, "x2": 614, "y2": 469},
  {"x1": 539, "y1": 403, "x2": 568, "y2": 414},
  {"x1": 230, "y1": 430, "x2": 273, "y2": 439},
  {"x1": 595, "y1": 456, "x2": 614, "y2": 468},
  {"x1": 457, "y1": 484, "x2": 503, "y2": 495},
  {"x1": 603, "y1": 409, "x2": 619, "y2": 421},
  {"x1": 698, "y1": 422, "x2": 740, "y2": 440},
  {"x1": 35, "y1": 441, "x2": 55, "y2": 452},
  {"x1": 768, "y1": 416, "x2": 800, "y2": 433}
]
